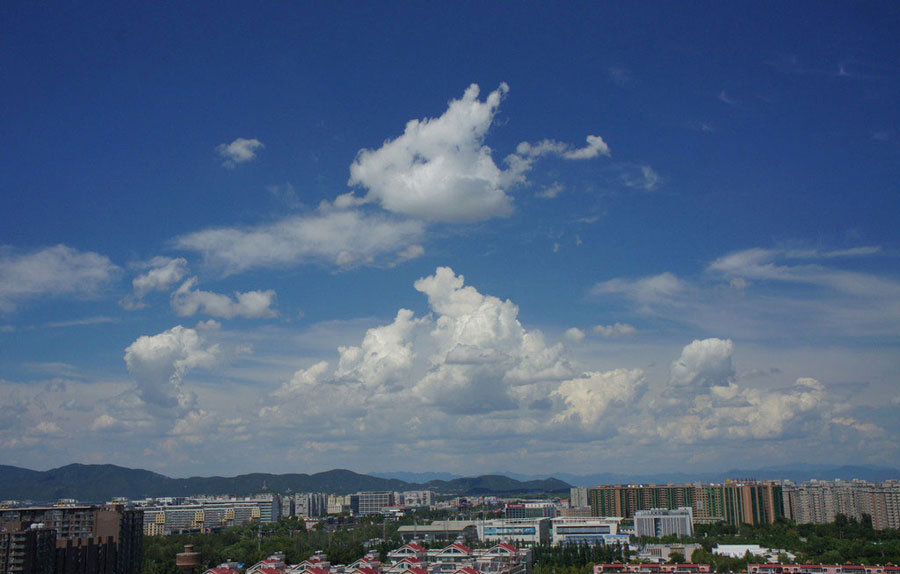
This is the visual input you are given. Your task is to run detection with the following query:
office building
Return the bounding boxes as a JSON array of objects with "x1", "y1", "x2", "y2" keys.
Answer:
[
  {"x1": 549, "y1": 517, "x2": 621, "y2": 546},
  {"x1": 351, "y1": 493, "x2": 396, "y2": 516},
  {"x1": 478, "y1": 518, "x2": 550, "y2": 546},
  {"x1": 634, "y1": 508, "x2": 693, "y2": 538}
]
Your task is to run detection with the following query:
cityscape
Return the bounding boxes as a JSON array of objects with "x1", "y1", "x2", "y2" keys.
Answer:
[
  {"x1": 3, "y1": 473, "x2": 900, "y2": 574},
  {"x1": 2, "y1": 2, "x2": 899, "y2": 574}
]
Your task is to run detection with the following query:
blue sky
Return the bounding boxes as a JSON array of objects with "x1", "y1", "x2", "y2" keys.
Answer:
[{"x1": 2, "y1": 2, "x2": 899, "y2": 478}]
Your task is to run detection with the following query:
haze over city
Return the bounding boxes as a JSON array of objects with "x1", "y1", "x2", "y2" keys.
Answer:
[{"x1": 1, "y1": 3, "x2": 898, "y2": 478}]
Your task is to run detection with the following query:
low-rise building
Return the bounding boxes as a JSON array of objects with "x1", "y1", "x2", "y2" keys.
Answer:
[
  {"x1": 549, "y1": 517, "x2": 621, "y2": 546},
  {"x1": 595, "y1": 564, "x2": 710, "y2": 574},
  {"x1": 478, "y1": 519, "x2": 549, "y2": 546}
]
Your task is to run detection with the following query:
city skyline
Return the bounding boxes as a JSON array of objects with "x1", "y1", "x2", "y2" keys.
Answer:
[{"x1": 1, "y1": 3, "x2": 898, "y2": 477}]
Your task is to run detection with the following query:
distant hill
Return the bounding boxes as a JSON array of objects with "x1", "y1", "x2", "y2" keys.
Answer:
[
  {"x1": 0, "y1": 464, "x2": 569, "y2": 503},
  {"x1": 370, "y1": 471, "x2": 462, "y2": 483}
]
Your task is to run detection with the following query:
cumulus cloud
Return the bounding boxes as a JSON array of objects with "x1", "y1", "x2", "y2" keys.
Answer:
[
  {"x1": 124, "y1": 326, "x2": 219, "y2": 413},
  {"x1": 0, "y1": 244, "x2": 119, "y2": 312},
  {"x1": 216, "y1": 137, "x2": 264, "y2": 168},
  {"x1": 171, "y1": 277, "x2": 277, "y2": 319},
  {"x1": 593, "y1": 322, "x2": 637, "y2": 338},
  {"x1": 268, "y1": 267, "x2": 575, "y2": 426},
  {"x1": 641, "y1": 339, "x2": 834, "y2": 443},
  {"x1": 669, "y1": 338, "x2": 736, "y2": 391},
  {"x1": 553, "y1": 368, "x2": 645, "y2": 427},
  {"x1": 347, "y1": 83, "x2": 609, "y2": 222},
  {"x1": 348, "y1": 83, "x2": 515, "y2": 221},
  {"x1": 657, "y1": 376, "x2": 828, "y2": 442},
  {"x1": 175, "y1": 208, "x2": 425, "y2": 274},
  {"x1": 120, "y1": 257, "x2": 189, "y2": 309}
]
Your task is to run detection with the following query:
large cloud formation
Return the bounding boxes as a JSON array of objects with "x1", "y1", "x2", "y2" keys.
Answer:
[
  {"x1": 256, "y1": 270, "x2": 862, "y2": 467},
  {"x1": 347, "y1": 83, "x2": 609, "y2": 222},
  {"x1": 270, "y1": 267, "x2": 575, "y2": 428}
]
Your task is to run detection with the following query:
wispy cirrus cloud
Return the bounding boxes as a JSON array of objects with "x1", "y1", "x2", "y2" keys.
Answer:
[
  {"x1": 592, "y1": 245, "x2": 900, "y2": 339},
  {"x1": 175, "y1": 207, "x2": 426, "y2": 275}
]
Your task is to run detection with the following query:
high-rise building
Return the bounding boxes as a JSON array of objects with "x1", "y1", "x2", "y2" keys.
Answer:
[
  {"x1": 0, "y1": 524, "x2": 56, "y2": 574},
  {"x1": 587, "y1": 482, "x2": 783, "y2": 527},
  {"x1": 784, "y1": 480, "x2": 900, "y2": 530},
  {"x1": 0, "y1": 504, "x2": 142, "y2": 574}
]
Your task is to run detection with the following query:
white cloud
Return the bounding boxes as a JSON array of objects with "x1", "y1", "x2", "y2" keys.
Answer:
[
  {"x1": 348, "y1": 83, "x2": 609, "y2": 222},
  {"x1": 537, "y1": 182, "x2": 565, "y2": 199},
  {"x1": 669, "y1": 338, "x2": 735, "y2": 391},
  {"x1": 708, "y1": 247, "x2": 900, "y2": 299},
  {"x1": 593, "y1": 322, "x2": 637, "y2": 338},
  {"x1": 133, "y1": 257, "x2": 188, "y2": 297},
  {"x1": 593, "y1": 245, "x2": 900, "y2": 339},
  {"x1": 124, "y1": 325, "x2": 219, "y2": 413},
  {"x1": 516, "y1": 134, "x2": 611, "y2": 160},
  {"x1": 564, "y1": 327, "x2": 586, "y2": 342},
  {"x1": 553, "y1": 368, "x2": 645, "y2": 427},
  {"x1": 31, "y1": 421, "x2": 63, "y2": 436},
  {"x1": 348, "y1": 83, "x2": 515, "y2": 222},
  {"x1": 0, "y1": 244, "x2": 119, "y2": 312},
  {"x1": 656, "y1": 377, "x2": 829, "y2": 442},
  {"x1": 171, "y1": 277, "x2": 277, "y2": 319},
  {"x1": 268, "y1": 267, "x2": 575, "y2": 426},
  {"x1": 90, "y1": 414, "x2": 126, "y2": 432},
  {"x1": 121, "y1": 257, "x2": 189, "y2": 309},
  {"x1": 592, "y1": 272, "x2": 690, "y2": 309},
  {"x1": 216, "y1": 137, "x2": 264, "y2": 168},
  {"x1": 641, "y1": 339, "x2": 837, "y2": 444},
  {"x1": 175, "y1": 208, "x2": 425, "y2": 274},
  {"x1": 622, "y1": 165, "x2": 660, "y2": 191}
]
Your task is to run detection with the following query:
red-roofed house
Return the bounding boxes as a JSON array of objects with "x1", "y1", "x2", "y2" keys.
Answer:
[
  {"x1": 389, "y1": 543, "x2": 429, "y2": 563},
  {"x1": 431, "y1": 543, "x2": 474, "y2": 565},
  {"x1": 387, "y1": 557, "x2": 428, "y2": 573}
]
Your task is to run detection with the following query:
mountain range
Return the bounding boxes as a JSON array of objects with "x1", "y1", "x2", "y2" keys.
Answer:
[{"x1": 0, "y1": 464, "x2": 570, "y2": 503}]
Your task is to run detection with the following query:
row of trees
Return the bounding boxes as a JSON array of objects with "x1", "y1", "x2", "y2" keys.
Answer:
[
  {"x1": 143, "y1": 516, "x2": 393, "y2": 574},
  {"x1": 144, "y1": 513, "x2": 900, "y2": 574},
  {"x1": 632, "y1": 514, "x2": 900, "y2": 567}
]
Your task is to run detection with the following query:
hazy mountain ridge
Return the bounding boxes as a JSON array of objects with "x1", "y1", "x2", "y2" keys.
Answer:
[{"x1": 0, "y1": 464, "x2": 568, "y2": 502}]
